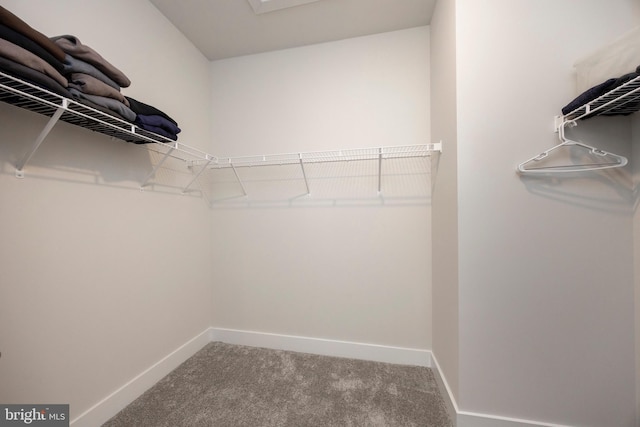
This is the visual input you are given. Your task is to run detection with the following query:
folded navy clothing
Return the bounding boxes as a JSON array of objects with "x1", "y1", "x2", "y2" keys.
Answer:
[
  {"x1": 562, "y1": 67, "x2": 640, "y2": 117},
  {"x1": 125, "y1": 96, "x2": 177, "y2": 126},
  {"x1": 562, "y1": 78, "x2": 617, "y2": 115},
  {"x1": 135, "y1": 114, "x2": 181, "y2": 135},
  {"x1": 599, "y1": 71, "x2": 640, "y2": 116},
  {"x1": 135, "y1": 122, "x2": 178, "y2": 141}
]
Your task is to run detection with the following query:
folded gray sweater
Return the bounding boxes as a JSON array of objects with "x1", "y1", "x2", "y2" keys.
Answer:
[{"x1": 51, "y1": 35, "x2": 130, "y2": 88}]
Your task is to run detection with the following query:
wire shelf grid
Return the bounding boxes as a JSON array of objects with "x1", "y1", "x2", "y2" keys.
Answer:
[
  {"x1": 563, "y1": 75, "x2": 640, "y2": 121},
  {"x1": 0, "y1": 71, "x2": 441, "y2": 200},
  {"x1": 210, "y1": 143, "x2": 440, "y2": 169},
  {"x1": 0, "y1": 71, "x2": 213, "y2": 165}
]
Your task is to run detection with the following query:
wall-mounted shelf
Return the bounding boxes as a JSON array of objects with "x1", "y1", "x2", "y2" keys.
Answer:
[
  {"x1": 211, "y1": 144, "x2": 441, "y2": 169},
  {"x1": 199, "y1": 143, "x2": 442, "y2": 200},
  {"x1": 562, "y1": 75, "x2": 640, "y2": 121},
  {"x1": 517, "y1": 76, "x2": 639, "y2": 174},
  {"x1": 0, "y1": 71, "x2": 214, "y2": 190},
  {"x1": 0, "y1": 71, "x2": 440, "y2": 200}
]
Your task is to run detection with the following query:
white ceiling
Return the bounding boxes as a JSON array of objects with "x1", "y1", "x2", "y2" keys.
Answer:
[{"x1": 149, "y1": 0, "x2": 437, "y2": 61}]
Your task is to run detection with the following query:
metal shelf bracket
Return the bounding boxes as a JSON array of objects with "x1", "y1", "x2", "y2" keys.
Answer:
[
  {"x1": 140, "y1": 144, "x2": 176, "y2": 190},
  {"x1": 183, "y1": 155, "x2": 214, "y2": 194},
  {"x1": 299, "y1": 153, "x2": 310, "y2": 195},
  {"x1": 230, "y1": 161, "x2": 247, "y2": 196},
  {"x1": 15, "y1": 99, "x2": 67, "y2": 178},
  {"x1": 377, "y1": 147, "x2": 383, "y2": 194}
]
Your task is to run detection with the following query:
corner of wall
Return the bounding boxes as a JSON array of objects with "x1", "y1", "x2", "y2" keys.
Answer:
[
  {"x1": 429, "y1": 0, "x2": 460, "y2": 406},
  {"x1": 632, "y1": 115, "x2": 640, "y2": 426}
]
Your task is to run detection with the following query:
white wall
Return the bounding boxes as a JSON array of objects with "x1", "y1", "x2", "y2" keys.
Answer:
[
  {"x1": 454, "y1": 1, "x2": 638, "y2": 426},
  {"x1": 430, "y1": 0, "x2": 460, "y2": 407},
  {"x1": 633, "y1": 114, "x2": 640, "y2": 426},
  {"x1": 0, "y1": 0, "x2": 213, "y2": 422},
  {"x1": 209, "y1": 27, "x2": 432, "y2": 350}
]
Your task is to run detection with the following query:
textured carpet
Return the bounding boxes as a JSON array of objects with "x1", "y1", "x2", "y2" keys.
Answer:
[{"x1": 103, "y1": 342, "x2": 452, "y2": 427}]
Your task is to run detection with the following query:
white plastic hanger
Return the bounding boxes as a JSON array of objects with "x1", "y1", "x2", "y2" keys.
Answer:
[{"x1": 517, "y1": 120, "x2": 628, "y2": 174}]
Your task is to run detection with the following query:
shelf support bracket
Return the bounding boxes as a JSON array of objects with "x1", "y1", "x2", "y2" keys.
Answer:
[
  {"x1": 140, "y1": 145, "x2": 175, "y2": 190},
  {"x1": 377, "y1": 147, "x2": 383, "y2": 194},
  {"x1": 182, "y1": 156, "x2": 213, "y2": 194},
  {"x1": 299, "y1": 153, "x2": 310, "y2": 195},
  {"x1": 15, "y1": 100, "x2": 67, "y2": 178},
  {"x1": 230, "y1": 161, "x2": 247, "y2": 196}
]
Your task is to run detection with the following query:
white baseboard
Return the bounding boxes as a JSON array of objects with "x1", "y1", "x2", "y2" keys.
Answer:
[
  {"x1": 456, "y1": 412, "x2": 575, "y2": 427},
  {"x1": 430, "y1": 352, "x2": 458, "y2": 425},
  {"x1": 210, "y1": 327, "x2": 432, "y2": 367},
  {"x1": 430, "y1": 352, "x2": 576, "y2": 427},
  {"x1": 70, "y1": 328, "x2": 212, "y2": 427}
]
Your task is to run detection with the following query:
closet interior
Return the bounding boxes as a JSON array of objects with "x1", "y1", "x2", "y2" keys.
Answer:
[{"x1": 1, "y1": 1, "x2": 638, "y2": 427}]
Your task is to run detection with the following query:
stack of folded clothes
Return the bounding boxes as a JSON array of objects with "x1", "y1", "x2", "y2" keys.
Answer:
[
  {"x1": 0, "y1": 5, "x2": 182, "y2": 143},
  {"x1": 0, "y1": 5, "x2": 69, "y2": 97},
  {"x1": 127, "y1": 96, "x2": 181, "y2": 141},
  {"x1": 51, "y1": 34, "x2": 135, "y2": 122}
]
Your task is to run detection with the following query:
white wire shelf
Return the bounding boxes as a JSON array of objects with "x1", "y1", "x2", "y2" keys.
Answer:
[
  {"x1": 199, "y1": 143, "x2": 442, "y2": 201},
  {"x1": 208, "y1": 144, "x2": 441, "y2": 168},
  {"x1": 0, "y1": 71, "x2": 214, "y2": 182},
  {"x1": 562, "y1": 75, "x2": 640, "y2": 121},
  {"x1": 0, "y1": 71, "x2": 442, "y2": 199},
  {"x1": 517, "y1": 76, "x2": 640, "y2": 175}
]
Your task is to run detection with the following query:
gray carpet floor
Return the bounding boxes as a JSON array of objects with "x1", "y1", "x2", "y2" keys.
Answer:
[{"x1": 103, "y1": 342, "x2": 452, "y2": 427}]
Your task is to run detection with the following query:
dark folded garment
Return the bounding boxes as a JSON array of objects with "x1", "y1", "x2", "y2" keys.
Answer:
[
  {"x1": 0, "y1": 24, "x2": 64, "y2": 74},
  {"x1": 599, "y1": 71, "x2": 640, "y2": 116},
  {"x1": 562, "y1": 68, "x2": 640, "y2": 117},
  {"x1": 51, "y1": 35, "x2": 130, "y2": 88},
  {"x1": 0, "y1": 55, "x2": 70, "y2": 98},
  {"x1": 135, "y1": 122, "x2": 178, "y2": 141},
  {"x1": 0, "y1": 6, "x2": 65, "y2": 62},
  {"x1": 562, "y1": 78, "x2": 617, "y2": 115},
  {"x1": 125, "y1": 96, "x2": 178, "y2": 126},
  {"x1": 135, "y1": 114, "x2": 181, "y2": 135}
]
